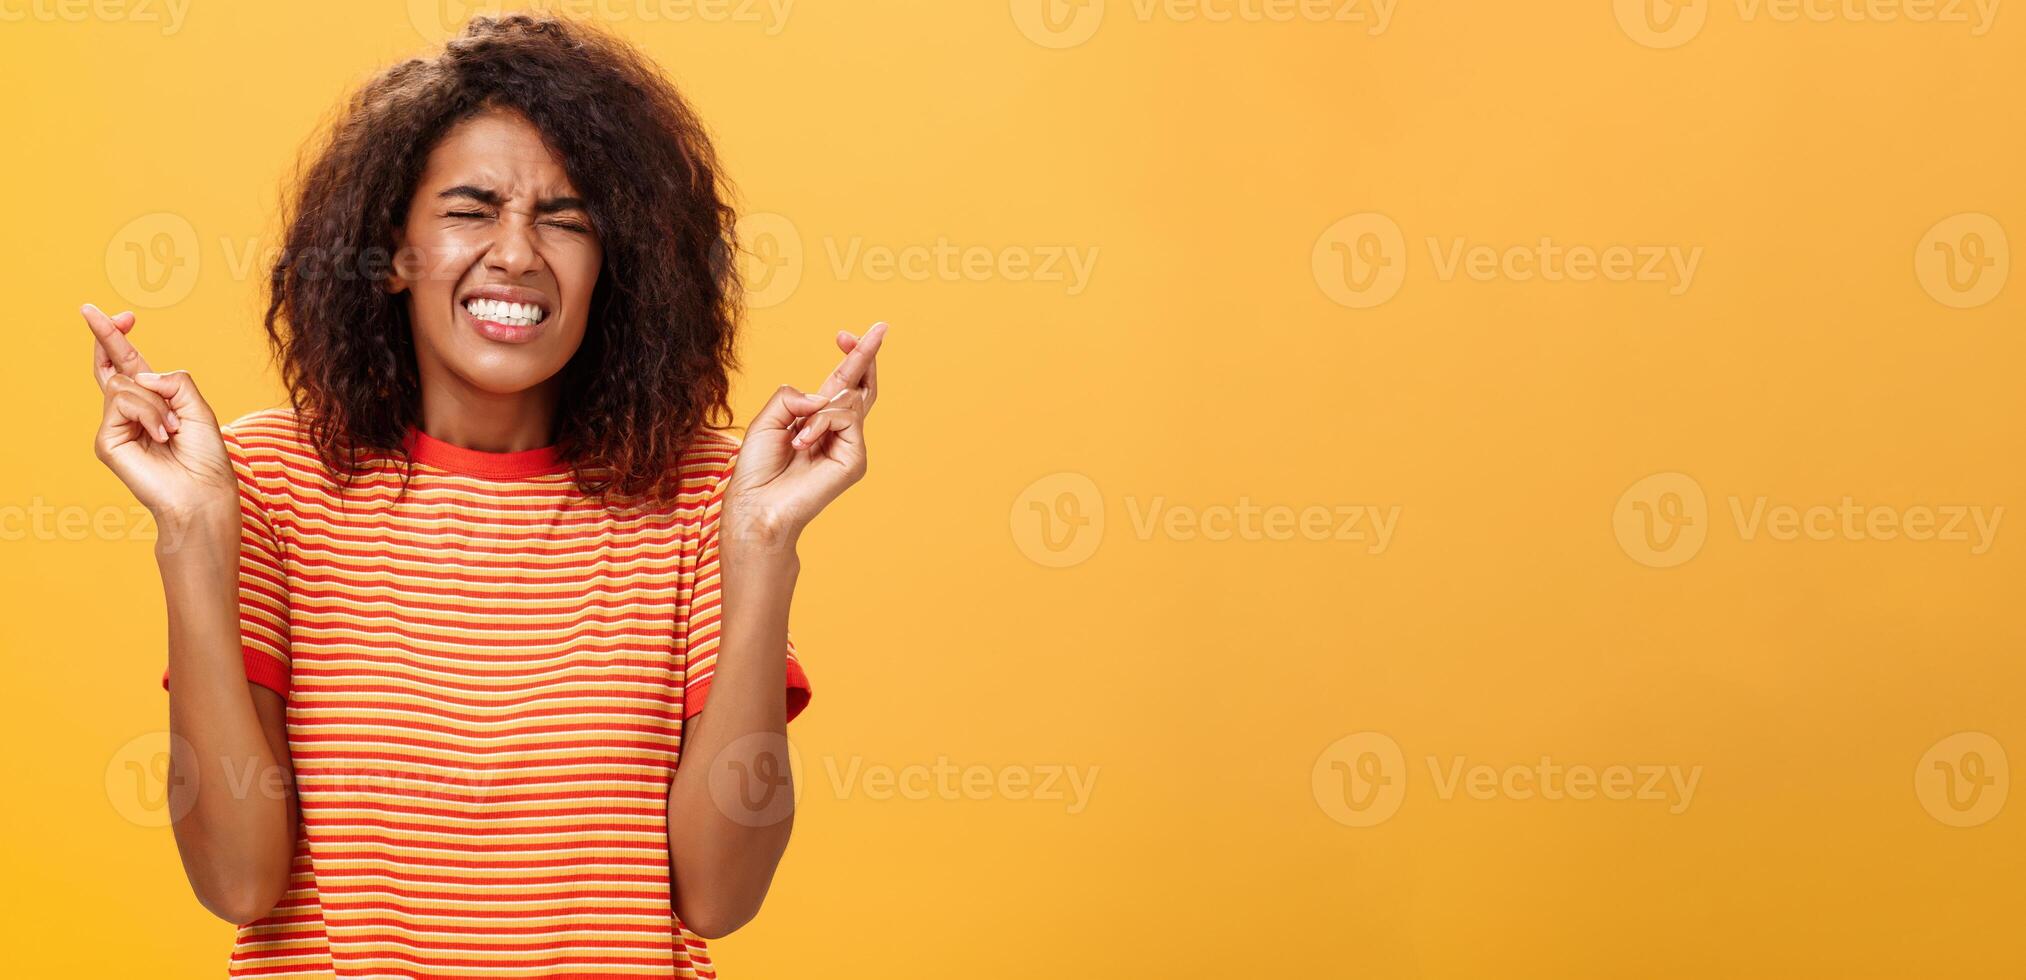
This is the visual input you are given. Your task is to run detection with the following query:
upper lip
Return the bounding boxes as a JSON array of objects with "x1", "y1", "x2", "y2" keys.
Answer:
[{"x1": 458, "y1": 284, "x2": 552, "y2": 314}]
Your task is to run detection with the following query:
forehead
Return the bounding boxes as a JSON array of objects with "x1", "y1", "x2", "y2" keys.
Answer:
[{"x1": 417, "y1": 108, "x2": 578, "y2": 198}]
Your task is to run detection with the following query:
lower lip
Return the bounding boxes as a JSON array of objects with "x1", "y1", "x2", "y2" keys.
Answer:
[{"x1": 460, "y1": 304, "x2": 548, "y2": 344}]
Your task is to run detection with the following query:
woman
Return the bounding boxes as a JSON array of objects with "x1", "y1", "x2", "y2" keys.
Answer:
[{"x1": 84, "y1": 14, "x2": 882, "y2": 978}]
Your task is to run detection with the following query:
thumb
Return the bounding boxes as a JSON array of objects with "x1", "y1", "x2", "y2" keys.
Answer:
[
  {"x1": 750, "y1": 384, "x2": 829, "y2": 434},
  {"x1": 135, "y1": 371, "x2": 218, "y2": 426}
]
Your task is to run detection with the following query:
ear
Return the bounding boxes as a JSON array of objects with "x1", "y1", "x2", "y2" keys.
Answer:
[{"x1": 384, "y1": 227, "x2": 412, "y2": 295}]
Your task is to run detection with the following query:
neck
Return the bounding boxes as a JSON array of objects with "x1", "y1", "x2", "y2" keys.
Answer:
[{"x1": 416, "y1": 374, "x2": 560, "y2": 453}]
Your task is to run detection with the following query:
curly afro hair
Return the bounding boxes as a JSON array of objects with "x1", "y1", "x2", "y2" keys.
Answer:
[{"x1": 265, "y1": 12, "x2": 740, "y2": 501}]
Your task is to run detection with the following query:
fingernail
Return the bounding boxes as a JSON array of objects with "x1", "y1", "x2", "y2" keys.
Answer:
[
  {"x1": 138, "y1": 371, "x2": 160, "y2": 382},
  {"x1": 154, "y1": 425, "x2": 168, "y2": 442},
  {"x1": 165, "y1": 412, "x2": 181, "y2": 431}
]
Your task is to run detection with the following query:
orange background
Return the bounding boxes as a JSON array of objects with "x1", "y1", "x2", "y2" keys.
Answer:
[{"x1": 3, "y1": 1, "x2": 2021, "y2": 976}]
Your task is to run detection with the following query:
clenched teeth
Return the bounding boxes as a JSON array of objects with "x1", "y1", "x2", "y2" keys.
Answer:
[{"x1": 464, "y1": 298, "x2": 549, "y2": 327}]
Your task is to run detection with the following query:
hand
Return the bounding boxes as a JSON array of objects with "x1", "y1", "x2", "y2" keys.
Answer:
[
  {"x1": 83, "y1": 303, "x2": 238, "y2": 534},
  {"x1": 725, "y1": 321, "x2": 887, "y2": 549}
]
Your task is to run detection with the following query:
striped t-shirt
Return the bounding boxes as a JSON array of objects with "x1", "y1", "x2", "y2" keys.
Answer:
[{"x1": 162, "y1": 407, "x2": 811, "y2": 978}]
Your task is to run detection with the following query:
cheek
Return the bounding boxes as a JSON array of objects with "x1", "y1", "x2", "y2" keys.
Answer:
[
  {"x1": 406, "y1": 294, "x2": 459, "y2": 364},
  {"x1": 401, "y1": 236, "x2": 477, "y2": 326},
  {"x1": 416, "y1": 240, "x2": 484, "y2": 293},
  {"x1": 548, "y1": 319, "x2": 590, "y2": 365},
  {"x1": 556, "y1": 243, "x2": 603, "y2": 317}
]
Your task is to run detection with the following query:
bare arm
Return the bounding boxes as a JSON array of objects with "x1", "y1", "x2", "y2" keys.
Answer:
[
  {"x1": 84, "y1": 303, "x2": 297, "y2": 924},
  {"x1": 161, "y1": 520, "x2": 298, "y2": 924},
  {"x1": 664, "y1": 322, "x2": 885, "y2": 939},
  {"x1": 663, "y1": 545, "x2": 799, "y2": 938}
]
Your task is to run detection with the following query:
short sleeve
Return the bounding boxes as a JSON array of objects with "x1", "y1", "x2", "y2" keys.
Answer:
[
  {"x1": 160, "y1": 422, "x2": 292, "y2": 697},
  {"x1": 680, "y1": 448, "x2": 811, "y2": 723}
]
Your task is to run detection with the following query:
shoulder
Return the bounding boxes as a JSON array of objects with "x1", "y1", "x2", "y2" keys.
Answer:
[
  {"x1": 678, "y1": 427, "x2": 744, "y2": 484},
  {"x1": 218, "y1": 407, "x2": 316, "y2": 481},
  {"x1": 652, "y1": 428, "x2": 743, "y2": 520},
  {"x1": 220, "y1": 407, "x2": 310, "y2": 452}
]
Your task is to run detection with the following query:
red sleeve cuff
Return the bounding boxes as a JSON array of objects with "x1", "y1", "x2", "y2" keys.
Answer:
[
  {"x1": 161, "y1": 648, "x2": 290, "y2": 698},
  {"x1": 683, "y1": 655, "x2": 812, "y2": 723}
]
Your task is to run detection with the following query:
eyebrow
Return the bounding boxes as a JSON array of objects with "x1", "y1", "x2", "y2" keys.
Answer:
[{"x1": 438, "y1": 185, "x2": 588, "y2": 214}]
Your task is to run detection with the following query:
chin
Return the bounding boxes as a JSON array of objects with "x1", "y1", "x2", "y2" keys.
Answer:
[
  {"x1": 452, "y1": 356, "x2": 568, "y2": 396},
  {"x1": 418, "y1": 319, "x2": 579, "y2": 395}
]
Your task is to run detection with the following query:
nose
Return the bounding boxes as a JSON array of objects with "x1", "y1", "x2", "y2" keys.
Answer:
[{"x1": 484, "y1": 210, "x2": 543, "y2": 280}]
